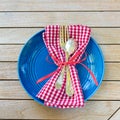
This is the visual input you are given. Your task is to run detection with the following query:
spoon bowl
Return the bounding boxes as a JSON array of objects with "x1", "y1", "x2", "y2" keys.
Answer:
[{"x1": 65, "y1": 38, "x2": 77, "y2": 55}]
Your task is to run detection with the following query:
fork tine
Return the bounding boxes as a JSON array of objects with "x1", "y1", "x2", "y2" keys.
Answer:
[
  {"x1": 66, "y1": 25, "x2": 69, "y2": 40},
  {"x1": 64, "y1": 25, "x2": 66, "y2": 43},
  {"x1": 65, "y1": 25, "x2": 67, "y2": 42},
  {"x1": 64, "y1": 25, "x2": 69, "y2": 42},
  {"x1": 60, "y1": 25, "x2": 68, "y2": 48}
]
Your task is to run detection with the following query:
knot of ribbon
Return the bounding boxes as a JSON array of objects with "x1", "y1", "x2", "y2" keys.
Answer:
[{"x1": 36, "y1": 53, "x2": 98, "y2": 86}]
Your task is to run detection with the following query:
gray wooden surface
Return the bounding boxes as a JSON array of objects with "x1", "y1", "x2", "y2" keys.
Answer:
[{"x1": 0, "y1": 0, "x2": 120, "y2": 120}]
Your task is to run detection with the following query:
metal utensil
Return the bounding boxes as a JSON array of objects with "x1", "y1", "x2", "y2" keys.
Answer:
[
  {"x1": 55, "y1": 26, "x2": 66, "y2": 89},
  {"x1": 65, "y1": 28, "x2": 77, "y2": 96}
]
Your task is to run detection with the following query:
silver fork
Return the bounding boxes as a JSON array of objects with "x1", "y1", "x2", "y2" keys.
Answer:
[{"x1": 55, "y1": 26, "x2": 66, "y2": 89}]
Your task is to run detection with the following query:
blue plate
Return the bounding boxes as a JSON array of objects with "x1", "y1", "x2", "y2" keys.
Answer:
[{"x1": 18, "y1": 30, "x2": 104, "y2": 105}]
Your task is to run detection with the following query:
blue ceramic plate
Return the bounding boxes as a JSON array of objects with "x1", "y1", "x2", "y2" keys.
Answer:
[{"x1": 18, "y1": 30, "x2": 104, "y2": 105}]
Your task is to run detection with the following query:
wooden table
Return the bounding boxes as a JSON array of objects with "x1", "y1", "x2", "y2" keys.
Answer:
[{"x1": 0, "y1": 0, "x2": 120, "y2": 120}]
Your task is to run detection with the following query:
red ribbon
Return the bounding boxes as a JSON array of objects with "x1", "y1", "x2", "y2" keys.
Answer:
[{"x1": 36, "y1": 53, "x2": 98, "y2": 86}]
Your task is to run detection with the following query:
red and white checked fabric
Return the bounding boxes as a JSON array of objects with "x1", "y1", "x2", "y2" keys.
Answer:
[{"x1": 36, "y1": 25, "x2": 91, "y2": 108}]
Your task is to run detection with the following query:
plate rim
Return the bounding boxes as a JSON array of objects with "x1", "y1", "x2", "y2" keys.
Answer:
[{"x1": 84, "y1": 37, "x2": 105, "y2": 101}]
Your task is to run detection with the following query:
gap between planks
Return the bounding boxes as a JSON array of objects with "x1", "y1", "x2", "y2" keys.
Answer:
[
  {"x1": 107, "y1": 107, "x2": 120, "y2": 120},
  {"x1": 0, "y1": 26, "x2": 120, "y2": 28},
  {"x1": 0, "y1": 79, "x2": 119, "y2": 81},
  {"x1": 0, "y1": 10, "x2": 120, "y2": 12}
]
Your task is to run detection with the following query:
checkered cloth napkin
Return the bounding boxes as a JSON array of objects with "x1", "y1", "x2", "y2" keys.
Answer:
[{"x1": 36, "y1": 25, "x2": 91, "y2": 108}]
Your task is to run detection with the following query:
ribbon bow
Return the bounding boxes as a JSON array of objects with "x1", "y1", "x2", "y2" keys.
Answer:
[{"x1": 36, "y1": 53, "x2": 98, "y2": 86}]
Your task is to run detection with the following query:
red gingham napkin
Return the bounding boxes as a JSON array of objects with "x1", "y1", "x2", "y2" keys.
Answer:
[{"x1": 36, "y1": 25, "x2": 91, "y2": 108}]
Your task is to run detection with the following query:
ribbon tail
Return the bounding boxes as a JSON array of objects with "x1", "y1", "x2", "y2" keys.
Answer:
[
  {"x1": 80, "y1": 63, "x2": 98, "y2": 86},
  {"x1": 36, "y1": 71, "x2": 56, "y2": 84}
]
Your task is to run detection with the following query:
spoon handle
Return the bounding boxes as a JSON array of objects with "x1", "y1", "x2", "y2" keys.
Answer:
[
  {"x1": 65, "y1": 53, "x2": 74, "y2": 96},
  {"x1": 66, "y1": 66, "x2": 74, "y2": 96},
  {"x1": 55, "y1": 67, "x2": 65, "y2": 89}
]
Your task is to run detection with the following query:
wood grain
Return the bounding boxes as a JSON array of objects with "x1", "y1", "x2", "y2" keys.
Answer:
[
  {"x1": 101, "y1": 45, "x2": 120, "y2": 62},
  {"x1": 0, "y1": 28, "x2": 41, "y2": 44},
  {"x1": 0, "y1": 0, "x2": 120, "y2": 11},
  {"x1": 0, "y1": 100, "x2": 119, "y2": 120},
  {"x1": 0, "y1": 28, "x2": 120, "y2": 44},
  {"x1": 0, "y1": 12, "x2": 120, "y2": 27},
  {"x1": 0, "y1": 45, "x2": 21, "y2": 61},
  {"x1": 104, "y1": 63, "x2": 120, "y2": 80},
  {"x1": 0, "y1": 81, "x2": 29, "y2": 99},
  {"x1": 92, "y1": 81, "x2": 120, "y2": 100},
  {"x1": 92, "y1": 28, "x2": 120, "y2": 44},
  {"x1": 0, "y1": 0, "x2": 119, "y2": 119},
  {"x1": 0, "y1": 81, "x2": 120, "y2": 100},
  {"x1": 0, "y1": 45, "x2": 120, "y2": 61},
  {"x1": 0, "y1": 62, "x2": 17, "y2": 79},
  {"x1": 110, "y1": 109, "x2": 120, "y2": 120},
  {"x1": 0, "y1": 62, "x2": 120, "y2": 80}
]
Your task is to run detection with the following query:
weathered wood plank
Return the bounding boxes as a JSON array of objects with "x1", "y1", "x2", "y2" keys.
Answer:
[
  {"x1": 0, "y1": 0, "x2": 120, "y2": 11},
  {"x1": 0, "y1": 1, "x2": 119, "y2": 120},
  {"x1": 0, "y1": 12, "x2": 120, "y2": 27},
  {"x1": 0, "y1": 62, "x2": 120, "y2": 80},
  {"x1": 0, "y1": 100, "x2": 119, "y2": 120},
  {"x1": 0, "y1": 28, "x2": 120, "y2": 44},
  {"x1": 0, "y1": 81, "x2": 120, "y2": 100},
  {"x1": 0, "y1": 45, "x2": 120, "y2": 61},
  {"x1": 92, "y1": 81, "x2": 120, "y2": 100},
  {"x1": 0, "y1": 45, "x2": 21, "y2": 61},
  {"x1": 0, "y1": 28, "x2": 41, "y2": 44},
  {"x1": 0, "y1": 62, "x2": 17, "y2": 79},
  {"x1": 92, "y1": 28, "x2": 120, "y2": 44},
  {"x1": 104, "y1": 63, "x2": 120, "y2": 80},
  {"x1": 110, "y1": 109, "x2": 120, "y2": 120},
  {"x1": 0, "y1": 81, "x2": 29, "y2": 99},
  {"x1": 101, "y1": 45, "x2": 120, "y2": 62}
]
